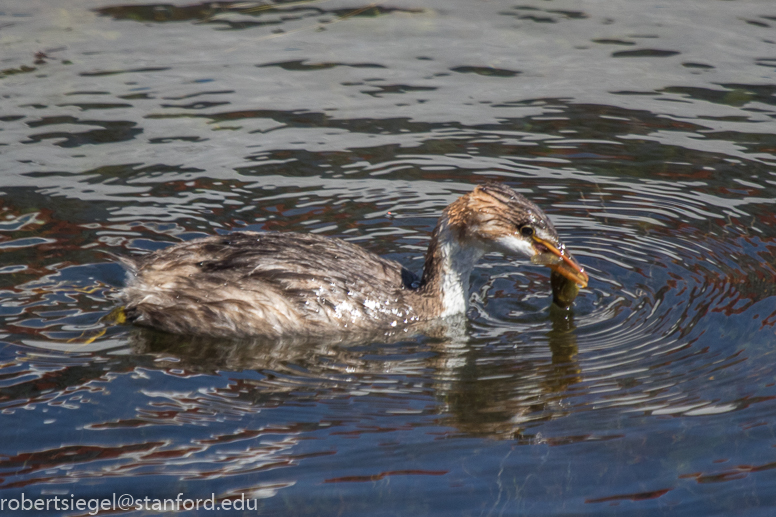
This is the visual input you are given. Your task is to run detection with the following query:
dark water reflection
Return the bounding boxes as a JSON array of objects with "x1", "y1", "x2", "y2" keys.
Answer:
[{"x1": 3, "y1": 0, "x2": 776, "y2": 515}]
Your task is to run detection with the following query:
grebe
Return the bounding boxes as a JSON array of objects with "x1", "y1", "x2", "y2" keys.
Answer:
[{"x1": 120, "y1": 183, "x2": 588, "y2": 338}]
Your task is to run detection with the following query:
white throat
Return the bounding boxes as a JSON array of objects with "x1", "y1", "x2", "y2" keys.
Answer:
[{"x1": 434, "y1": 229, "x2": 485, "y2": 317}]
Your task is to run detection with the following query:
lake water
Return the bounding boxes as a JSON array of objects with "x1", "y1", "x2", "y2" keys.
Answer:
[{"x1": 2, "y1": 0, "x2": 776, "y2": 514}]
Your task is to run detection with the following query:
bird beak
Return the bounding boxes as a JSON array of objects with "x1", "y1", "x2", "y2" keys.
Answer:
[{"x1": 531, "y1": 237, "x2": 589, "y2": 288}]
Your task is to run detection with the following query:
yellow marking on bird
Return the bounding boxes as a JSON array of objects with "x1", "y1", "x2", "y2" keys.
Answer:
[{"x1": 102, "y1": 306, "x2": 127, "y2": 325}]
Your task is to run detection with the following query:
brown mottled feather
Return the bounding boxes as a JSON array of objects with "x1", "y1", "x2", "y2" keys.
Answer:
[{"x1": 123, "y1": 232, "x2": 427, "y2": 337}]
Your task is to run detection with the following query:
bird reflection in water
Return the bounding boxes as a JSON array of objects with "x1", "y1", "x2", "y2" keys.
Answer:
[{"x1": 128, "y1": 308, "x2": 581, "y2": 441}]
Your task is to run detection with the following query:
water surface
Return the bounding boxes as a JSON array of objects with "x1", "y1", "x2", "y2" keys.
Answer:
[{"x1": 2, "y1": 0, "x2": 776, "y2": 515}]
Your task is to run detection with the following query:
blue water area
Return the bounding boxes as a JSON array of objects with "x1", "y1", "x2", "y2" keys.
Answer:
[{"x1": 2, "y1": 0, "x2": 776, "y2": 515}]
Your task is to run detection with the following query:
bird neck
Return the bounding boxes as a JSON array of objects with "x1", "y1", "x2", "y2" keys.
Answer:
[{"x1": 420, "y1": 210, "x2": 484, "y2": 317}]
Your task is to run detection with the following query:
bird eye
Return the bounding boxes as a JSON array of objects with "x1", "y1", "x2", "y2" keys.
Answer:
[{"x1": 520, "y1": 226, "x2": 534, "y2": 237}]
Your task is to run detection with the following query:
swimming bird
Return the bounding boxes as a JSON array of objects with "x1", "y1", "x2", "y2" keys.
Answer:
[{"x1": 120, "y1": 183, "x2": 588, "y2": 338}]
